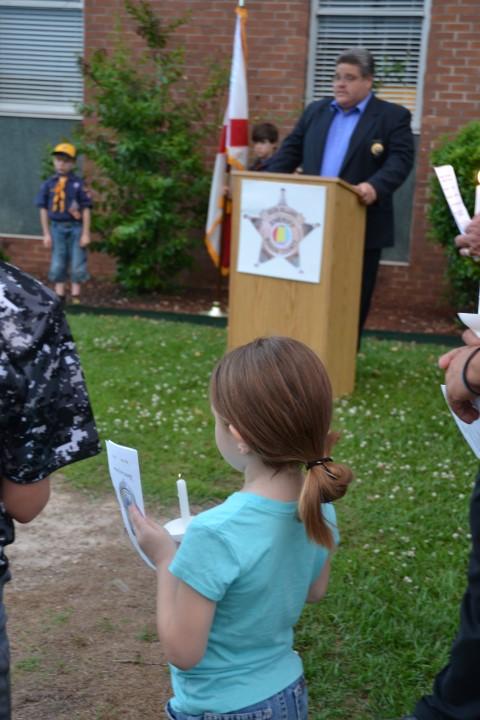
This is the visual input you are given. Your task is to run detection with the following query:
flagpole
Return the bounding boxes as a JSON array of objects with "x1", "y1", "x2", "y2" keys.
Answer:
[
  {"x1": 204, "y1": 0, "x2": 248, "y2": 317},
  {"x1": 208, "y1": 0, "x2": 245, "y2": 316}
]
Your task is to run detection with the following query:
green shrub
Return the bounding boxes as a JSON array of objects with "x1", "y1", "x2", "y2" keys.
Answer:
[
  {"x1": 76, "y1": 0, "x2": 226, "y2": 292},
  {"x1": 429, "y1": 121, "x2": 480, "y2": 309}
]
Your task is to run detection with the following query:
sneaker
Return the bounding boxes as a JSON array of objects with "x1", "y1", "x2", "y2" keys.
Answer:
[{"x1": 71, "y1": 296, "x2": 81, "y2": 305}]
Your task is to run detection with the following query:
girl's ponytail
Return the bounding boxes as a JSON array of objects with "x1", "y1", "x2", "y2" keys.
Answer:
[
  {"x1": 298, "y1": 456, "x2": 353, "y2": 549},
  {"x1": 210, "y1": 336, "x2": 354, "y2": 549}
]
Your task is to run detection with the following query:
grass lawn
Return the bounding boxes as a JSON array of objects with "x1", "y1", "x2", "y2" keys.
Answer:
[{"x1": 64, "y1": 313, "x2": 474, "y2": 720}]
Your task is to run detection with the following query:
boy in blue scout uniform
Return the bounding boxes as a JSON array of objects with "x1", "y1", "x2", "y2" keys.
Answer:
[{"x1": 36, "y1": 142, "x2": 92, "y2": 304}]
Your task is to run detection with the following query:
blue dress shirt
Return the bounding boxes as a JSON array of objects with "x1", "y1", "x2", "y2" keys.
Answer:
[{"x1": 320, "y1": 93, "x2": 372, "y2": 177}]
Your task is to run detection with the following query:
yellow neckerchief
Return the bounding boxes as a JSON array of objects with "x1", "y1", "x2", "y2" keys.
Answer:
[{"x1": 52, "y1": 175, "x2": 68, "y2": 213}]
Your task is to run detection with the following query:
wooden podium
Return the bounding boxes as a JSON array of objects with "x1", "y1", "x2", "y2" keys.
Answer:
[{"x1": 228, "y1": 171, "x2": 366, "y2": 397}]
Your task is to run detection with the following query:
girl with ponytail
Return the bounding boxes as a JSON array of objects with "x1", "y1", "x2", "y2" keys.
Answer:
[{"x1": 131, "y1": 336, "x2": 353, "y2": 720}]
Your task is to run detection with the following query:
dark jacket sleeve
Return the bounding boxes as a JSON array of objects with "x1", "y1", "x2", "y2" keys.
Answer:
[
  {"x1": 366, "y1": 105, "x2": 415, "y2": 202},
  {"x1": 35, "y1": 179, "x2": 50, "y2": 209}
]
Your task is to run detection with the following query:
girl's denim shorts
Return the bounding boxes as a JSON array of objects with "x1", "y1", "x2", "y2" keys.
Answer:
[{"x1": 165, "y1": 675, "x2": 308, "y2": 720}]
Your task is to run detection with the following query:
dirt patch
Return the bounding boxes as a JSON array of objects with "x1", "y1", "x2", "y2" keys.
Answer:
[{"x1": 7, "y1": 478, "x2": 172, "y2": 720}]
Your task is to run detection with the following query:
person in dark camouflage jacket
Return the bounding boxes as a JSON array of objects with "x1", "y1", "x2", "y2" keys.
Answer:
[{"x1": 0, "y1": 261, "x2": 101, "y2": 719}]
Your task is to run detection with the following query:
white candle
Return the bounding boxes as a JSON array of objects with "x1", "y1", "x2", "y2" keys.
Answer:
[
  {"x1": 176, "y1": 477, "x2": 190, "y2": 523},
  {"x1": 475, "y1": 171, "x2": 480, "y2": 216}
]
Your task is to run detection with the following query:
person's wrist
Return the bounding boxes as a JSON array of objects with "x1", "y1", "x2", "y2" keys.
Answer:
[{"x1": 461, "y1": 347, "x2": 480, "y2": 395}]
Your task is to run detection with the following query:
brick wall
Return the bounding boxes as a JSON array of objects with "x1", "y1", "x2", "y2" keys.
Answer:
[
  {"x1": 10, "y1": 0, "x2": 478, "y2": 315},
  {"x1": 374, "y1": 0, "x2": 480, "y2": 316},
  {"x1": 82, "y1": 0, "x2": 310, "y2": 291},
  {"x1": 85, "y1": 0, "x2": 310, "y2": 133},
  {"x1": 0, "y1": 234, "x2": 115, "y2": 283}
]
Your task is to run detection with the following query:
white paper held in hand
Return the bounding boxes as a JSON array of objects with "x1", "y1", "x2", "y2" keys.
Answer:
[
  {"x1": 457, "y1": 312, "x2": 480, "y2": 338},
  {"x1": 433, "y1": 165, "x2": 471, "y2": 234},
  {"x1": 106, "y1": 440, "x2": 156, "y2": 570}
]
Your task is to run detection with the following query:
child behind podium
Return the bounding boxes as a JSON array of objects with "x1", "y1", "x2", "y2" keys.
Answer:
[{"x1": 249, "y1": 122, "x2": 279, "y2": 171}]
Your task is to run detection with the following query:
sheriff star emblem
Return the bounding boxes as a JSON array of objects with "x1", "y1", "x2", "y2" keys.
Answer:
[{"x1": 244, "y1": 188, "x2": 319, "y2": 269}]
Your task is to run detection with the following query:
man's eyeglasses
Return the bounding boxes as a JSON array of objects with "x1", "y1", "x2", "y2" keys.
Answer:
[{"x1": 332, "y1": 74, "x2": 363, "y2": 84}]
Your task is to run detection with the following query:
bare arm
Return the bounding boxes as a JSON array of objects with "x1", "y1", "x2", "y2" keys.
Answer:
[
  {"x1": 2, "y1": 476, "x2": 50, "y2": 523},
  {"x1": 306, "y1": 557, "x2": 331, "y2": 603},
  {"x1": 130, "y1": 505, "x2": 215, "y2": 669},
  {"x1": 39, "y1": 208, "x2": 52, "y2": 248},
  {"x1": 80, "y1": 208, "x2": 91, "y2": 247},
  {"x1": 155, "y1": 559, "x2": 216, "y2": 669}
]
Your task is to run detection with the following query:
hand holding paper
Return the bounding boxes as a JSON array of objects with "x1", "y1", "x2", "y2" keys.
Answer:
[
  {"x1": 441, "y1": 385, "x2": 480, "y2": 457},
  {"x1": 455, "y1": 213, "x2": 480, "y2": 258},
  {"x1": 439, "y1": 345, "x2": 480, "y2": 424},
  {"x1": 128, "y1": 505, "x2": 177, "y2": 568},
  {"x1": 106, "y1": 440, "x2": 156, "y2": 569},
  {"x1": 107, "y1": 440, "x2": 194, "y2": 568}
]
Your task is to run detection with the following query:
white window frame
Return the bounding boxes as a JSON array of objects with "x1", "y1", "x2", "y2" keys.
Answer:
[
  {"x1": 306, "y1": 0, "x2": 432, "y2": 133},
  {"x1": 0, "y1": 0, "x2": 84, "y2": 119}
]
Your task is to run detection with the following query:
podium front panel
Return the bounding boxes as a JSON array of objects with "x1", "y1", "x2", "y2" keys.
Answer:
[{"x1": 228, "y1": 171, "x2": 366, "y2": 397}]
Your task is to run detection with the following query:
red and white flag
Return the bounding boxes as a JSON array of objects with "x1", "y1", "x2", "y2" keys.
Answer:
[{"x1": 205, "y1": 4, "x2": 248, "y2": 275}]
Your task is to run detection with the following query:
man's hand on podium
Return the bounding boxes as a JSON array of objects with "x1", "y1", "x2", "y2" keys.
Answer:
[{"x1": 353, "y1": 182, "x2": 377, "y2": 206}]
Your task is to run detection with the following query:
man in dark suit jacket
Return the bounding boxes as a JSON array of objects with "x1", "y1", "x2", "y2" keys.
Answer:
[{"x1": 266, "y1": 47, "x2": 415, "y2": 335}]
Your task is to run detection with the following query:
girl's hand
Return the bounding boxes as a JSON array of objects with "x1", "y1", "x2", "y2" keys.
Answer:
[
  {"x1": 79, "y1": 233, "x2": 90, "y2": 248},
  {"x1": 43, "y1": 233, "x2": 52, "y2": 249},
  {"x1": 129, "y1": 505, "x2": 177, "y2": 567}
]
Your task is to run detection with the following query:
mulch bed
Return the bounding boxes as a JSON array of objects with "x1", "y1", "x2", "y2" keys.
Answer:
[{"x1": 56, "y1": 276, "x2": 461, "y2": 338}]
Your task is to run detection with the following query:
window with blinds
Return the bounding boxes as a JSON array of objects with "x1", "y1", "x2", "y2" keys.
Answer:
[
  {"x1": 307, "y1": 0, "x2": 430, "y2": 132},
  {"x1": 0, "y1": 0, "x2": 84, "y2": 117}
]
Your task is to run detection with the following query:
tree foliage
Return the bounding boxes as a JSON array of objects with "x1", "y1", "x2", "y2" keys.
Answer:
[
  {"x1": 76, "y1": 0, "x2": 226, "y2": 292},
  {"x1": 429, "y1": 121, "x2": 480, "y2": 309}
]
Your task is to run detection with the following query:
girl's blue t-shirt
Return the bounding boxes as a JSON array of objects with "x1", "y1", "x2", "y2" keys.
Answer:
[{"x1": 168, "y1": 491, "x2": 338, "y2": 714}]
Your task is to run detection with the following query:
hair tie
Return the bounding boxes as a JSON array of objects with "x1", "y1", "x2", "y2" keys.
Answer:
[
  {"x1": 305, "y1": 456, "x2": 332, "y2": 470},
  {"x1": 305, "y1": 457, "x2": 337, "y2": 480}
]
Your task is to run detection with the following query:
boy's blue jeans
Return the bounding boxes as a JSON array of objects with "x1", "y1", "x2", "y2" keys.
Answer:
[
  {"x1": 48, "y1": 221, "x2": 90, "y2": 283},
  {"x1": 165, "y1": 675, "x2": 308, "y2": 720}
]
